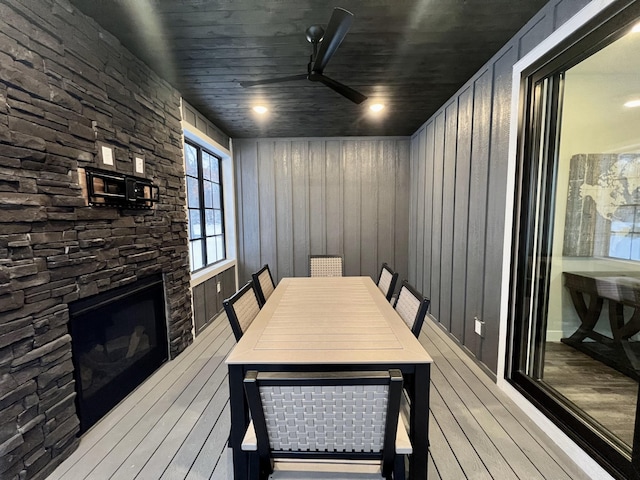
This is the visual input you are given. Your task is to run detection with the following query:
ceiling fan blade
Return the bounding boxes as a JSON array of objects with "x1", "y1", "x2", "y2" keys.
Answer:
[
  {"x1": 312, "y1": 7, "x2": 353, "y2": 73},
  {"x1": 240, "y1": 74, "x2": 307, "y2": 87},
  {"x1": 315, "y1": 74, "x2": 367, "y2": 104}
]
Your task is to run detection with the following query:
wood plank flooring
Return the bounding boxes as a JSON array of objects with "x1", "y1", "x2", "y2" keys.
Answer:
[
  {"x1": 47, "y1": 314, "x2": 593, "y2": 480},
  {"x1": 543, "y1": 341, "x2": 638, "y2": 447}
]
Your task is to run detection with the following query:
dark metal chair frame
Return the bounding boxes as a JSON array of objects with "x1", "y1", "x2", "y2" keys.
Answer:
[
  {"x1": 392, "y1": 281, "x2": 430, "y2": 404},
  {"x1": 243, "y1": 369, "x2": 406, "y2": 480},
  {"x1": 393, "y1": 280, "x2": 430, "y2": 338},
  {"x1": 251, "y1": 264, "x2": 276, "y2": 307},
  {"x1": 223, "y1": 281, "x2": 261, "y2": 341},
  {"x1": 377, "y1": 263, "x2": 399, "y2": 302},
  {"x1": 308, "y1": 254, "x2": 344, "y2": 277}
]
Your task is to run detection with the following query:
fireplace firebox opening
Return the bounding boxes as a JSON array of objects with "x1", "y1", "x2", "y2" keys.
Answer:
[{"x1": 69, "y1": 274, "x2": 169, "y2": 433}]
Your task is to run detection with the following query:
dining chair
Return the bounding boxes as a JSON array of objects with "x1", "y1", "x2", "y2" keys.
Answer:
[
  {"x1": 241, "y1": 369, "x2": 411, "y2": 480},
  {"x1": 393, "y1": 281, "x2": 430, "y2": 406},
  {"x1": 309, "y1": 254, "x2": 344, "y2": 277},
  {"x1": 377, "y1": 263, "x2": 399, "y2": 302},
  {"x1": 223, "y1": 281, "x2": 261, "y2": 341},
  {"x1": 393, "y1": 280, "x2": 430, "y2": 339},
  {"x1": 251, "y1": 264, "x2": 276, "y2": 307}
]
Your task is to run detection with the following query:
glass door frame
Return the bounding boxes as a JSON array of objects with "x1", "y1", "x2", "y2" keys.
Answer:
[{"x1": 507, "y1": 1, "x2": 640, "y2": 478}]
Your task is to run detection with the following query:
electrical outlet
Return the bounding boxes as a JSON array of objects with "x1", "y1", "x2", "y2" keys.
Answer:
[
  {"x1": 474, "y1": 316, "x2": 485, "y2": 337},
  {"x1": 217, "y1": 282, "x2": 221, "y2": 293}
]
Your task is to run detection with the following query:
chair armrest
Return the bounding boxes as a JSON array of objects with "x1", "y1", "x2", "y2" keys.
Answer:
[
  {"x1": 396, "y1": 412, "x2": 412, "y2": 454},
  {"x1": 241, "y1": 420, "x2": 257, "y2": 451}
]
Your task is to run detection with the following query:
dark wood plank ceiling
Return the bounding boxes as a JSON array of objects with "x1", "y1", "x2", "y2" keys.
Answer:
[{"x1": 69, "y1": 0, "x2": 548, "y2": 138}]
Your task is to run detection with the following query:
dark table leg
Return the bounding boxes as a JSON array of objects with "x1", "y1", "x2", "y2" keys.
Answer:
[
  {"x1": 228, "y1": 364, "x2": 248, "y2": 480},
  {"x1": 566, "y1": 289, "x2": 603, "y2": 342},
  {"x1": 409, "y1": 363, "x2": 430, "y2": 479},
  {"x1": 609, "y1": 301, "x2": 640, "y2": 371}
]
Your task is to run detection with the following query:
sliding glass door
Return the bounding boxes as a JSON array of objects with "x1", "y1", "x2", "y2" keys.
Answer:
[{"x1": 509, "y1": 3, "x2": 640, "y2": 478}]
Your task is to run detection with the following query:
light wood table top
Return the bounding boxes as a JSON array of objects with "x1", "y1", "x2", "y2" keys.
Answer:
[{"x1": 226, "y1": 276, "x2": 433, "y2": 365}]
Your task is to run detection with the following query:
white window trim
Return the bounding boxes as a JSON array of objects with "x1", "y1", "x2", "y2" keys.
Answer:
[
  {"x1": 497, "y1": 1, "x2": 618, "y2": 478},
  {"x1": 181, "y1": 121, "x2": 237, "y2": 289}
]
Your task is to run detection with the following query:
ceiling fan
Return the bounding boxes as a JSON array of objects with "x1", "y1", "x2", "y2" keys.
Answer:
[{"x1": 240, "y1": 7, "x2": 367, "y2": 104}]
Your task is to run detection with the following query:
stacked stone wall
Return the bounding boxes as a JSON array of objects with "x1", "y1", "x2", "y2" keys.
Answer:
[{"x1": 0, "y1": 1, "x2": 192, "y2": 478}]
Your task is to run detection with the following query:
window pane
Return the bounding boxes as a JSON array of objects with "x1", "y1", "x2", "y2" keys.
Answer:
[
  {"x1": 212, "y1": 183, "x2": 221, "y2": 209},
  {"x1": 191, "y1": 239, "x2": 204, "y2": 271},
  {"x1": 216, "y1": 236, "x2": 225, "y2": 260},
  {"x1": 205, "y1": 209, "x2": 215, "y2": 235},
  {"x1": 211, "y1": 157, "x2": 219, "y2": 182},
  {"x1": 206, "y1": 236, "x2": 217, "y2": 263},
  {"x1": 203, "y1": 180, "x2": 213, "y2": 208},
  {"x1": 185, "y1": 143, "x2": 198, "y2": 177},
  {"x1": 187, "y1": 176, "x2": 200, "y2": 208},
  {"x1": 214, "y1": 209, "x2": 223, "y2": 235},
  {"x1": 609, "y1": 233, "x2": 632, "y2": 258},
  {"x1": 631, "y1": 236, "x2": 640, "y2": 261},
  {"x1": 612, "y1": 205, "x2": 636, "y2": 233},
  {"x1": 202, "y1": 152, "x2": 212, "y2": 181},
  {"x1": 189, "y1": 209, "x2": 202, "y2": 239}
]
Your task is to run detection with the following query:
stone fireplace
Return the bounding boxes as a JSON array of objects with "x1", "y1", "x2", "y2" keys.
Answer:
[{"x1": 0, "y1": 1, "x2": 195, "y2": 479}]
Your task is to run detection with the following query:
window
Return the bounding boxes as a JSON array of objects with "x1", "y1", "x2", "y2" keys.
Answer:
[
  {"x1": 609, "y1": 203, "x2": 640, "y2": 261},
  {"x1": 509, "y1": 5, "x2": 640, "y2": 478},
  {"x1": 185, "y1": 140, "x2": 225, "y2": 271}
]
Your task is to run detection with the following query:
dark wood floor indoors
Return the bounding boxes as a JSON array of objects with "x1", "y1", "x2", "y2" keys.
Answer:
[
  {"x1": 543, "y1": 341, "x2": 638, "y2": 448},
  {"x1": 47, "y1": 315, "x2": 593, "y2": 480}
]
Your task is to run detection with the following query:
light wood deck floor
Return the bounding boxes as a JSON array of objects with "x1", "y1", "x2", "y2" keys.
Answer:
[{"x1": 47, "y1": 314, "x2": 593, "y2": 480}]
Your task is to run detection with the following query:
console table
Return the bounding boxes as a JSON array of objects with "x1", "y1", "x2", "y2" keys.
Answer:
[{"x1": 563, "y1": 271, "x2": 640, "y2": 377}]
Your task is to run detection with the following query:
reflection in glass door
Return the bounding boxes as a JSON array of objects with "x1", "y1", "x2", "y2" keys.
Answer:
[{"x1": 510, "y1": 8, "x2": 640, "y2": 479}]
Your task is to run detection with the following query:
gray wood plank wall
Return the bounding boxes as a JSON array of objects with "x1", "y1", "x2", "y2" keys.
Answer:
[
  {"x1": 407, "y1": 0, "x2": 591, "y2": 374},
  {"x1": 234, "y1": 138, "x2": 410, "y2": 286}
]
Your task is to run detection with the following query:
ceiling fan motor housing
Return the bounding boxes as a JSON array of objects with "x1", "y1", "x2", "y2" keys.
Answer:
[{"x1": 305, "y1": 25, "x2": 325, "y2": 44}]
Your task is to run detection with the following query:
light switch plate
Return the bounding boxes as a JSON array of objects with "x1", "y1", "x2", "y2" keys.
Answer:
[
  {"x1": 474, "y1": 317, "x2": 484, "y2": 337},
  {"x1": 100, "y1": 144, "x2": 114, "y2": 166},
  {"x1": 134, "y1": 155, "x2": 145, "y2": 175}
]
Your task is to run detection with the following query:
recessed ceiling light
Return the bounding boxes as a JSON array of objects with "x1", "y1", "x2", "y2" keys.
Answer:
[
  {"x1": 253, "y1": 105, "x2": 268, "y2": 114},
  {"x1": 632, "y1": 22, "x2": 640, "y2": 33},
  {"x1": 369, "y1": 103, "x2": 385, "y2": 112},
  {"x1": 624, "y1": 99, "x2": 640, "y2": 108}
]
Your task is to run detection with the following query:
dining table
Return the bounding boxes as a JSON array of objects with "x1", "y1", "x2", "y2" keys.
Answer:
[{"x1": 225, "y1": 276, "x2": 433, "y2": 479}]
